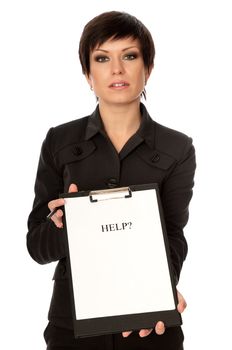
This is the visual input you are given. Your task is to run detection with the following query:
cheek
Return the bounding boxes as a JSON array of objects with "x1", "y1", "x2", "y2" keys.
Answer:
[
  {"x1": 132, "y1": 64, "x2": 146, "y2": 80},
  {"x1": 134, "y1": 70, "x2": 146, "y2": 88},
  {"x1": 89, "y1": 69, "x2": 107, "y2": 87}
]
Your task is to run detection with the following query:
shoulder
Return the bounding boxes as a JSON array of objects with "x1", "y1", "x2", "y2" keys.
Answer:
[
  {"x1": 44, "y1": 115, "x2": 89, "y2": 154},
  {"x1": 52, "y1": 115, "x2": 89, "y2": 142},
  {"x1": 154, "y1": 121, "x2": 194, "y2": 161}
]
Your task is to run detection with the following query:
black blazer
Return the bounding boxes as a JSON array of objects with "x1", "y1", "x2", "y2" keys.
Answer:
[{"x1": 27, "y1": 103, "x2": 196, "y2": 329}]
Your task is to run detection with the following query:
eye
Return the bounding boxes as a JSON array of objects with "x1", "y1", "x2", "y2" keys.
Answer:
[
  {"x1": 94, "y1": 55, "x2": 109, "y2": 63},
  {"x1": 123, "y1": 53, "x2": 138, "y2": 60}
]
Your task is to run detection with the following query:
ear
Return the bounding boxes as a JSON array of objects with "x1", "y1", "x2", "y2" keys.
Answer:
[
  {"x1": 145, "y1": 64, "x2": 154, "y2": 84},
  {"x1": 85, "y1": 73, "x2": 93, "y2": 90}
]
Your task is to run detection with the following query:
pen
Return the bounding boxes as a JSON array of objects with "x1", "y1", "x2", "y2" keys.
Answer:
[{"x1": 47, "y1": 207, "x2": 59, "y2": 220}]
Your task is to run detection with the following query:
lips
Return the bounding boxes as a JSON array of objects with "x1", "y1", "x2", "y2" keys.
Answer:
[{"x1": 109, "y1": 81, "x2": 129, "y2": 88}]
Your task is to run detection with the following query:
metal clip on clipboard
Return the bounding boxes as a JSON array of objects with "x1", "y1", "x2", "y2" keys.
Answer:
[{"x1": 89, "y1": 186, "x2": 132, "y2": 202}]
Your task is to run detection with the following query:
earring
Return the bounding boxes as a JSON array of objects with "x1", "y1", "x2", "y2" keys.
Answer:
[
  {"x1": 141, "y1": 88, "x2": 147, "y2": 100},
  {"x1": 90, "y1": 86, "x2": 93, "y2": 91}
]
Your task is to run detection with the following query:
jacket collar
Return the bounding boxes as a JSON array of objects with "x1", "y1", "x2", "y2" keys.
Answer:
[{"x1": 84, "y1": 102, "x2": 156, "y2": 149}]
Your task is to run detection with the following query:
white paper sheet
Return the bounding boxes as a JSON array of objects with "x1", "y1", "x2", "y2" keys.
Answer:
[{"x1": 64, "y1": 188, "x2": 175, "y2": 320}]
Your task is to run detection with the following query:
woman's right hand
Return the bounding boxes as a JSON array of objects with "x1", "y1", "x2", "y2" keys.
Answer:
[{"x1": 48, "y1": 183, "x2": 78, "y2": 228}]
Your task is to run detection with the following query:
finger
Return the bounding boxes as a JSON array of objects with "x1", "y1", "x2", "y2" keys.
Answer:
[
  {"x1": 51, "y1": 216, "x2": 63, "y2": 228},
  {"x1": 51, "y1": 209, "x2": 64, "y2": 228},
  {"x1": 68, "y1": 183, "x2": 78, "y2": 193},
  {"x1": 177, "y1": 290, "x2": 187, "y2": 313},
  {"x1": 139, "y1": 328, "x2": 153, "y2": 337},
  {"x1": 48, "y1": 198, "x2": 65, "y2": 211},
  {"x1": 155, "y1": 321, "x2": 165, "y2": 335},
  {"x1": 55, "y1": 209, "x2": 63, "y2": 218},
  {"x1": 122, "y1": 331, "x2": 133, "y2": 337}
]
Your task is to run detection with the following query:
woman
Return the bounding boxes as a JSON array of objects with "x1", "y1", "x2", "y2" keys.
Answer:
[{"x1": 27, "y1": 11, "x2": 196, "y2": 350}]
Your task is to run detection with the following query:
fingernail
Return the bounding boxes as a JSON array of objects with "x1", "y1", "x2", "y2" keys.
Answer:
[{"x1": 139, "y1": 330, "x2": 147, "y2": 337}]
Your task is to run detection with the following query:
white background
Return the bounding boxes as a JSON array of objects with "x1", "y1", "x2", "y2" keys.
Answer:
[{"x1": 0, "y1": 0, "x2": 231, "y2": 349}]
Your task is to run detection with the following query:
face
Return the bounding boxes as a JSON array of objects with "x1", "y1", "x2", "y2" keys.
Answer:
[{"x1": 86, "y1": 37, "x2": 152, "y2": 106}]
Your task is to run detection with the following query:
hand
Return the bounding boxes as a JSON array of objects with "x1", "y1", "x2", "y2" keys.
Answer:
[
  {"x1": 122, "y1": 290, "x2": 187, "y2": 338},
  {"x1": 47, "y1": 183, "x2": 78, "y2": 228}
]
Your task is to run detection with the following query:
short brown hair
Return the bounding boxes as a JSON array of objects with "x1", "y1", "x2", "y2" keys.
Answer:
[{"x1": 79, "y1": 11, "x2": 155, "y2": 76}]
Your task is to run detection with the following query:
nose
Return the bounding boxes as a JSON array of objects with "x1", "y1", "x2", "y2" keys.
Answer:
[{"x1": 111, "y1": 57, "x2": 125, "y2": 75}]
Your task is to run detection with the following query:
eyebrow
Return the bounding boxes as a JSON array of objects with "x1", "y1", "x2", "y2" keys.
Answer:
[{"x1": 93, "y1": 46, "x2": 140, "y2": 53}]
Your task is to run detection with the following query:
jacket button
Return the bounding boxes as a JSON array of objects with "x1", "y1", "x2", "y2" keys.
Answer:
[
  {"x1": 151, "y1": 153, "x2": 160, "y2": 162},
  {"x1": 74, "y1": 146, "x2": 83, "y2": 156},
  {"x1": 107, "y1": 178, "x2": 118, "y2": 188}
]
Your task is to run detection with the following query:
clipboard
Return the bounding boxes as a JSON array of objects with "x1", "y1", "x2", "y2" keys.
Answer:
[{"x1": 61, "y1": 183, "x2": 182, "y2": 338}]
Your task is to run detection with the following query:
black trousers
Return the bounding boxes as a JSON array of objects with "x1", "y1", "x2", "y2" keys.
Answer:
[{"x1": 44, "y1": 323, "x2": 184, "y2": 350}]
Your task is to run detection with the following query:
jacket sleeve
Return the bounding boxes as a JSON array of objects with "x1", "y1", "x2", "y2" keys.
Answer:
[
  {"x1": 27, "y1": 128, "x2": 66, "y2": 264},
  {"x1": 160, "y1": 137, "x2": 196, "y2": 284}
]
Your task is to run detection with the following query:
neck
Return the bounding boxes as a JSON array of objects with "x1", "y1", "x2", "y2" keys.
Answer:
[{"x1": 98, "y1": 100, "x2": 142, "y2": 137}]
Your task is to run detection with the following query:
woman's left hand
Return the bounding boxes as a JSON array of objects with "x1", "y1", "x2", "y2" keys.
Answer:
[{"x1": 122, "y1": 290, "x2": 187, "y2": 338}]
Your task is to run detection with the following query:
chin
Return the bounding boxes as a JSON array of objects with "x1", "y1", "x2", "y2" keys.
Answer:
[{"x1": 100, "y1": 95, "x2": 141, "y2": 106}]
